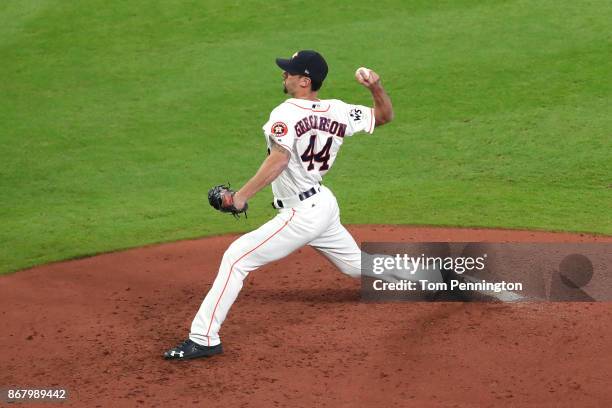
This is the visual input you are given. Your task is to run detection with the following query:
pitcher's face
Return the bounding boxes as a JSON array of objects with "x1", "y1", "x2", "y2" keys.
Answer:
[{"x1": 282, "y1": 71, "x2": 311, "y2": 95}]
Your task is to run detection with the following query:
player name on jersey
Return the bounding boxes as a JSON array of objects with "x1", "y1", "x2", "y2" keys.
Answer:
[{"x1": 294, "y1": 115, "x2": 348, "y2": 138}]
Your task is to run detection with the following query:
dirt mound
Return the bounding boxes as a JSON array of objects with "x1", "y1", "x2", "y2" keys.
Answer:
[{"x1": 1, "y1": 226, "x2": 610, "y2": 407}]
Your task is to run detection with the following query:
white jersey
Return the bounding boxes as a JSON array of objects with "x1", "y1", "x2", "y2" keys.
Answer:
[{"x1": 262, "y1": 98, "x2": 375, "y2": 199}]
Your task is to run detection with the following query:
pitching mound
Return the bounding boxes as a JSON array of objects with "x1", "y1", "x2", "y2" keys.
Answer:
[{"x1": 1, "y1": 226, "x2": 611, "y2": 407}]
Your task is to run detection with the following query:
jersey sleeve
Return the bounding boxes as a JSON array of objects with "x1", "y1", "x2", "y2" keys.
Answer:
[
  {"x1": 262, "y1": 107, "x2": 296, "y2": 153},
  {"x1": 343, "y1": 102, "x2": 375, "y2": 136}
]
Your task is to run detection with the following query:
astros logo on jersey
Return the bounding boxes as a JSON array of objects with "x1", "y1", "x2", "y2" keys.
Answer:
[{"x1": 271, "y1": 122, "x2": 288, "y2": 137}]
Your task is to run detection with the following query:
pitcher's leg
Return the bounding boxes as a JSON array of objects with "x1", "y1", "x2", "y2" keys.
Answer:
[
  {"x1": 190, "y1": 209, "x2": 302, "y2": 346},
  {"x1": 309, "y1": 221, "x2": 362, "y2": 278},
  {"x1": 309, "y1": 221, "x2": 444, "y2": 284}
]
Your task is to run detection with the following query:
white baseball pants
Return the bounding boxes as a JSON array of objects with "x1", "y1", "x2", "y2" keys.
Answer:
[{"x1": 189, "y1": 185, "x2": 361, "y2": 346}]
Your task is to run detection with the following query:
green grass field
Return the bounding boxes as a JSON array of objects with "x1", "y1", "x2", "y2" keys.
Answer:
[{"x1": 1, "y1": 0, "x2": 610, "y2": 273}]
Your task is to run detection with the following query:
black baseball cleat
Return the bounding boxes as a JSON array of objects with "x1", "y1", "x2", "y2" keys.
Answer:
[{"x1": 163, "y1": 339, "x2": 223, "y2": 360}]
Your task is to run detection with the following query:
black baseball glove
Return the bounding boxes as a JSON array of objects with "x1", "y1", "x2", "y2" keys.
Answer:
[{"x1": 208, "y1": 184, "x2": 248, "y2": 218}]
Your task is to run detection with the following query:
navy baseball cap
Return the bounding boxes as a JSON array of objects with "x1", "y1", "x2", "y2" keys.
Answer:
[{"x1": 275, "y1": 50, "x2": 328, "y2": 83}]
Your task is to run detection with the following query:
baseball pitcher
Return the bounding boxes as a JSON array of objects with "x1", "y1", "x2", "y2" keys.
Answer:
[{"x1": 165, "y1": 50, "x2": 393, "y2": 360}]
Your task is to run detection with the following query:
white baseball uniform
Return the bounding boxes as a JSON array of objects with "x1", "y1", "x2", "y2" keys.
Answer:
[{"x1": 190, "y1": 97, "x2": 375, "y2": 346}]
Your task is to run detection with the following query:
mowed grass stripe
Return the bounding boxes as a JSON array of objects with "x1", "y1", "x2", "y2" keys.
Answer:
[{"x1": 1, "y1": 0, "x2": 610, "y2": 273}]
